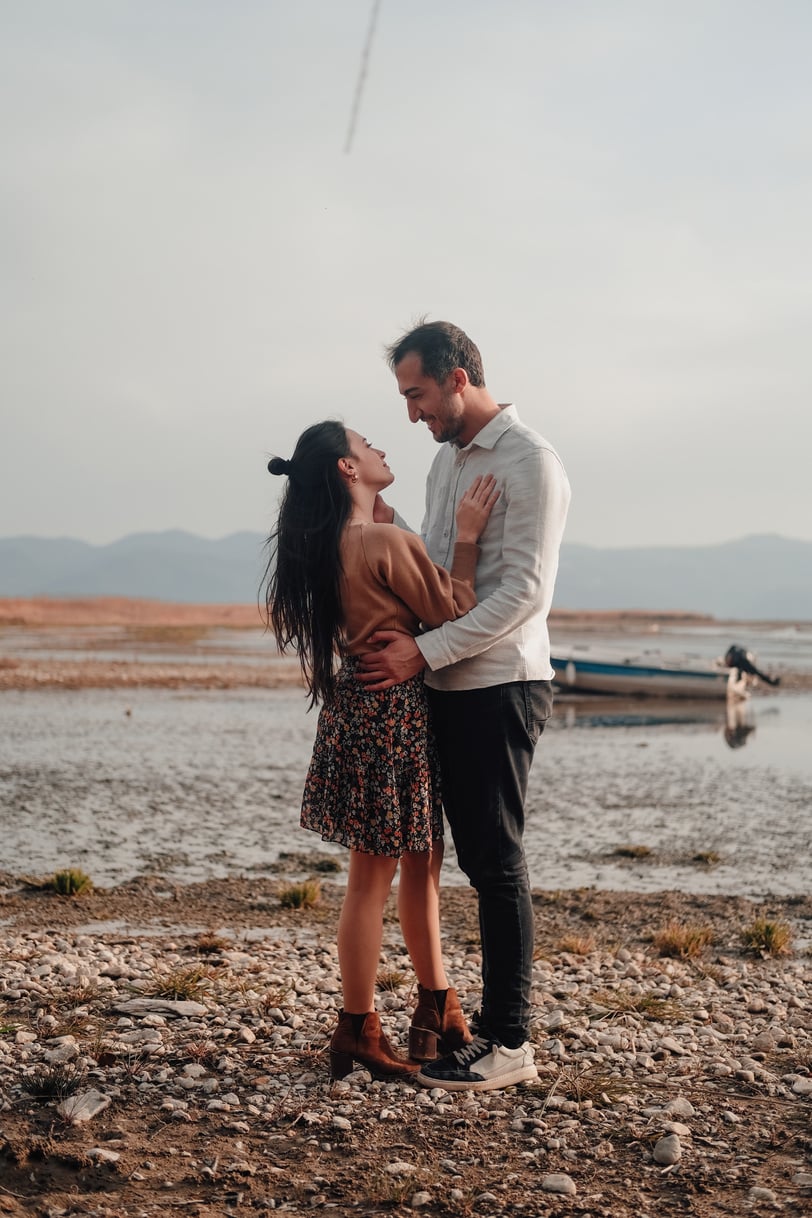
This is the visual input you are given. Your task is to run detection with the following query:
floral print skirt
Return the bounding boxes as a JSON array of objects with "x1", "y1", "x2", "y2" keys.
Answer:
[{"x1": 300, "y1": 656, "x2": 443, "y2": 857}]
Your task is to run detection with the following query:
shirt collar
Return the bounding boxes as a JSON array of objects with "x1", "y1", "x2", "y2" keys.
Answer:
[{"x1": 457, "y1": 403, "x2": 517, "y2": 453}]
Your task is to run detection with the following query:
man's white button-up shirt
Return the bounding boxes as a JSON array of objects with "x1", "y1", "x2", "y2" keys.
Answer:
[{"x1": 412, "y1": 404, "x2": 571, "y2": 691}]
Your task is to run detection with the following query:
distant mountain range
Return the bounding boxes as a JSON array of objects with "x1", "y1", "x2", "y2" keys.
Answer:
[{"x1": 1, "y1": 531, "x2": 810, "y2": 620}]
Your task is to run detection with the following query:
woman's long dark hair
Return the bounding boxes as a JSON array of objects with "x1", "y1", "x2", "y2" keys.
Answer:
[{"x1": 263, "y1": 421, "x2": 352, "y2": 706}]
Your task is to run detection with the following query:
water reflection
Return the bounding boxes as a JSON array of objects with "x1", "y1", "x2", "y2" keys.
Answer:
[
  {"x1": 723, "y1": 700, "x2": 756, "y2": 749},
  {"x1": 552, "y1": 696, "x2": 757, "y2": 750}
]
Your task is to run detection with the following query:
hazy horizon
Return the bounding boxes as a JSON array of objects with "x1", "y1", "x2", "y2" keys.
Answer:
[
  {"x1": 2, "y1": 526, "x2": 810, "y2": 553},
  {"x1": 2, "y1": 3, "x2": 810, "y2": 548}
]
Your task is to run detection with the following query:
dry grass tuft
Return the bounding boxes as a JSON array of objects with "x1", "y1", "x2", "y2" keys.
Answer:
[
  {"x1": 289, "y1": 1040, "x2": 328, "y2": 1070},
  {"x1": 557, "y1": 933, "x2": 597, "y2": 956},
  {"x1": 144, "y1": 966, "x2": 215, "y2": 1001},
  {"x1": 181, "y1": 1039, "x2": 220, "y2": 1066},
  {"x1": 651, "y1": 920, "x2": 713, "y2": 958},
  {"x1": 258, "y1": 986, "x2": 292, "y2": 1012},
  {"x1": 590, "y1": 988, "x2": 685, "y2": 1022},
  {"x1": 538, "y1": 1063, "x2": 631, "y2": 1110},
  {"x1": 279, "y1": 880, "x2": 321, "y2": 910},
  {"x1": 51, "y1": 868, "x2": 93, "y2": 896},
  {"x1": 376, "y1": 969, "x2": 407, "y2": 993},
  {"x1": 20, "y1": 1063, "x2": 86, "y2": 1101},
  {"x1": 612, "y1": 844, "x2": 652, "y2": 859},
  {"x1": 194, "y1": 931, "x2": 230, "y2": 954},
  {"x1": 741, "y1": 917, "x2": 793, "y2": 956},
  {"x1": 44, "y1": 1013, "x2": 98, "y2": 1040},
  {"x1": 692, "y1": 850, "x2": 722, "y2": 866}
]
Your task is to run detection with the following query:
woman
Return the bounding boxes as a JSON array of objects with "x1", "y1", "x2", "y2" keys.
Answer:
[{"x1": 264, "y1": 420, "x2": 497, "y2": 1079}]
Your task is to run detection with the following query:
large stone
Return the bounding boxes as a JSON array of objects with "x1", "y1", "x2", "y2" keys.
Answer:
[
  {"x1": 87, "y1": 1147, "x2": 120, "y2": 1163},
  {"x1": 112, "y1": 998, "x2": 208, "y2": 1018},
  {"x1": 748, "y1": 1186, "x2": 778, "y2": 1205},
  {"x1": 653, "y1": 1134, "x2": 682, "y2": 1165},
  {"x1": 541, "y1": 1174, "x2": 577, "y2": 1195},
  {"x1": 57, "y1": 1089, "x2": 111, "y2": 1124},
  {"x1": 663, "y1": 1096, "x2": 696, "y2": 1117}
]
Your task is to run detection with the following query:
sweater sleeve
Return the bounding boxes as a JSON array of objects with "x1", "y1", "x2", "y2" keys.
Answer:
[{"x1": 360, "y1": 526, "x2": 478, "y2": 627}]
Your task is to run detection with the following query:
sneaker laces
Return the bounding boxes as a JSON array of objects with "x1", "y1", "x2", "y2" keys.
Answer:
[{"x1": 450, "y1": 1033, "x2": 493, "y2": 1066}]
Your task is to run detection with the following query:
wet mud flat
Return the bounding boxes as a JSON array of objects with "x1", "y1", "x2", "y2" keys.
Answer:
[{"x1": 1, "y1": 682, "x2": 811, "y2": 900}]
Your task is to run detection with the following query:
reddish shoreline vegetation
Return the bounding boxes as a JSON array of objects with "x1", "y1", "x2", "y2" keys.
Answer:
[
  {"x1": 0, "y1": 597, "x2": 742, "y2": 630},
  {"x1": 1, "y1": 598, "x2": 810, "y2": 691}
]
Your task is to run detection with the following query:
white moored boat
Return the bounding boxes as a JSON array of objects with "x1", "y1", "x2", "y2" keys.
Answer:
[{"x1": 550, "y1": 646, "x2": 744, "y2": 700}]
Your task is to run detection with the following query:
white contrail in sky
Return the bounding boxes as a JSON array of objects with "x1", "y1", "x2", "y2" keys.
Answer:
[{"x1": 344, "y1": 0, "x2": 382, "y2": 154}]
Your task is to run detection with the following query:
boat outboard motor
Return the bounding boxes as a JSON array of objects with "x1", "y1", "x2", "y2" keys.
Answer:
[{"x1": 724, "y1": 645, "x2": 781, "y2": 687}]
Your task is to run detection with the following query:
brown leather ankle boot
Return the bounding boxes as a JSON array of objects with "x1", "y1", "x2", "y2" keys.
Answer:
[
  {"x1": 329, "y1": 1010, "x2": 420, "y2": 1080},
  {"x1": 409, "y1": 986, "x2": 473, "y2": 1061}
]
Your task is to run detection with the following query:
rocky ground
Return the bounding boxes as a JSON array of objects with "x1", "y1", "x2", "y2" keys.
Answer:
[{"x1": 1, "y1": 875, "x2": 810, "y2": 1218}]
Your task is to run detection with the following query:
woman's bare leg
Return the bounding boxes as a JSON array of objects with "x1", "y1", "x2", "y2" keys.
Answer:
[
  {"x1": 397, "y1": 840, "x2": 449, "y2": 990},
  {"x1": 337, "y1": 850, "x2": 399, "y2": 1012}
]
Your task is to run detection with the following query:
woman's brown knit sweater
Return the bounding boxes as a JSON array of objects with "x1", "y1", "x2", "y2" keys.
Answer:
[{"x1": 339, "y1": 523, "x2": 478, "y2": 655}]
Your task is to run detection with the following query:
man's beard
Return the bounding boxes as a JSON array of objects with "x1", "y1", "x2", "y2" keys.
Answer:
[{"x1": 435, "y1": 392, "x2": 465, "y2": 445}]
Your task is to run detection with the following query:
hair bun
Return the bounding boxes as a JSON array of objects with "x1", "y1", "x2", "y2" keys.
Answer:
[{"x1": 268, "y1": 456, "x2": 292, "y2": 476}]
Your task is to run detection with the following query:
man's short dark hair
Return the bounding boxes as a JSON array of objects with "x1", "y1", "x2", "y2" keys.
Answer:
[{"x1": 385, "y1": 319, "x2": 485, "y2": 387}]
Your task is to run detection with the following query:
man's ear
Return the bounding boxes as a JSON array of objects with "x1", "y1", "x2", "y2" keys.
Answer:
[{"x1": 450, "y1": 367, "x2": 468, "y2": 394}]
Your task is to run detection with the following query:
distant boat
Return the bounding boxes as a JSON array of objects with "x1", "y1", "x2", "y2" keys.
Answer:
[{"x1": 550, "y1": 646, "x2": 746, "y2": 700}]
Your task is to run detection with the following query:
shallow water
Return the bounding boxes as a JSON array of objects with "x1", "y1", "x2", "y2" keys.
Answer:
[{"x1": 1, "y1": 682, "x2": 809, "y2": 900}]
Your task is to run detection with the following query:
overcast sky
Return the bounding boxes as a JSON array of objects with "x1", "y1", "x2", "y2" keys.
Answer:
[{"x1": 1, "y1": 1, "x2": 810, "y2": 549}]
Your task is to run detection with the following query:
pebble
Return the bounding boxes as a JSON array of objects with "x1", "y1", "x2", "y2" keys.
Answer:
[
  {"x1": 86, "y1": 1147, "x2": 121, "y2": 1164},
  {"x1": 662, "y1": 1121, "x2": 691, "y2": 1137},
  {"x1": 662, "y1": 1097, "x2": 695, "y2": 1117},
  {"x1": 56, "y1": 1089, "x2": 112, "y2": 1124},
  {"x1": 410, "y1": 1192, "x2": 433, "y2": 1208},
  {"x1": 748, "y1": 1186, "x2": 779, "y2": 1205},
  {"x1": 653, "y1": 1134, "x2": 682, "y2": 1165},
  {"x1": 541, "y1": 1173, "x2": 577, "y2": 1195}
]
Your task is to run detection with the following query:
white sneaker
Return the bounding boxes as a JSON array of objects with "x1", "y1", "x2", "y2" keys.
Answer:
[{"x1": 416, "y1": 1034, "x2": 538, "y2": 1091}]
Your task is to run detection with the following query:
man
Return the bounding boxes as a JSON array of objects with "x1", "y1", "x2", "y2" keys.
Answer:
[{"x1": 359, "y1": 320, "x2": 571, "y2": 1091}]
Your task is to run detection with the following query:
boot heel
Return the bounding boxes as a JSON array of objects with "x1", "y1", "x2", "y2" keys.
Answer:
[
  {"x1": 409, "y1": 1025, "x2": 439, "y2": 1062},
  {"x1": 329, "y1": 1049, "x2": 354, "y2": 1079}
]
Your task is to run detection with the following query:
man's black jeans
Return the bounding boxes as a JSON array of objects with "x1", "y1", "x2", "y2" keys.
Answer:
[{"x1": 427, "y1": 680, "x2": 553, "y2": 1048}]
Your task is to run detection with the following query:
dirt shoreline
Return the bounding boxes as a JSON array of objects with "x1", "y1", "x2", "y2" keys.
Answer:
[
  {"x1": 0, "y1": 596, "x2": 794, "y2": 631},
  {"x1": 2, "y1": 598, "x2": 810, "y2": 692}
]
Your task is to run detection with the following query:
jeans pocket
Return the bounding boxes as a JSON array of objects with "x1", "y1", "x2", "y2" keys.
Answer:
[{"x1": 523, "y1": 680, "x2": 553, "y2": 742}]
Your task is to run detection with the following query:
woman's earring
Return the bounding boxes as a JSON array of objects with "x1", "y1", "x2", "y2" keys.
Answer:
[{"x1": 351, "y1": 473, "x2": 358, "y2": 484}]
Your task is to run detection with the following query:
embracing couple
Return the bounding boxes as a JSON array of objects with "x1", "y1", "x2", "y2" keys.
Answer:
[{"x1": 265, "y1": 320, "x2": 570, "y2": 1092}]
